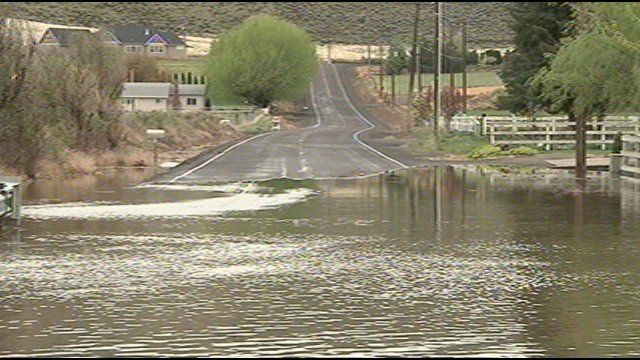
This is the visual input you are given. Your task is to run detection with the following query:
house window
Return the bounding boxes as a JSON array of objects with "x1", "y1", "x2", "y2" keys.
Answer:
[
  {"x1": 186, "y1": 98, "x2": 197, "y2": 106},
  {"x1": 155, "y1": 99, "x2": 164, "y2": 104},
  {"x1": 124, "y1": 45, "x2": 143, "y2": 53},
  {"x1": 149, "y1": 45, "x2": 165, "y2": 53}
]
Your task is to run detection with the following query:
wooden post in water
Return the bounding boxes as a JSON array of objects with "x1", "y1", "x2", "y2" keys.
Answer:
[{"x1": 574, "y1": 112, "x2": 587, "y2": 179}]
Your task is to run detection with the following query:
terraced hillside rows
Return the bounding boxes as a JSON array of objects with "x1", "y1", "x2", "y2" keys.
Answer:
[{"x1": 6, "y1": 2, "x2": 514, "y2": 47}]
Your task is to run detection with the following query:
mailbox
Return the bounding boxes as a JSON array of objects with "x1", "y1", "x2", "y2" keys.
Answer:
[
  {"x1": 0, "y1": 176, "x2": 21, "y2": 222},
  {"x1": 146, "y1": 129, "x2": 165, "y2": 139}
]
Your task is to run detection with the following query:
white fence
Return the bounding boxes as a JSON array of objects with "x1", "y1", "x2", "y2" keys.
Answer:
[
  {"x1": 479, "y1": 115, "x2": 640, "y2": 150},
  {"x1": 621, "y1": 134, "x2": 640, "y2": 178},
  {"x1": 450, "y1": 116, "x2": 479, "y2": 133}
]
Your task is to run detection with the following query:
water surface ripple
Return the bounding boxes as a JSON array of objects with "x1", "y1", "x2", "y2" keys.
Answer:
[{"x1": 1, "y1": 167, "x2": 639, "y2": 357}]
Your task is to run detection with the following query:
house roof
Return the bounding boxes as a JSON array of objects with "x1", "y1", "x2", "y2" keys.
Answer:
[
  {"x1": 120, "y1": 82, "x2": 173, "y2": 98},
  {"x1": 41, "y1": 28, "x2": 92, "y2": 45},
  {"x1": 105, "y1": 25, "x2": 186, "y2": 46},
  {"x1": 177, "y1": 84, "x2": 206, "y2": 96}
]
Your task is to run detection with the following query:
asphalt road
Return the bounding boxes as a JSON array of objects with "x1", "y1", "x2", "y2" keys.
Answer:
[{"x1": 161, "y1": 63, "x2": 412, "y2": 184}]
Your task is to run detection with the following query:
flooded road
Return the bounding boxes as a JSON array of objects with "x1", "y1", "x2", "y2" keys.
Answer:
[{"x1": 1, "y1": 166, "x2": 640, "y2": 357}]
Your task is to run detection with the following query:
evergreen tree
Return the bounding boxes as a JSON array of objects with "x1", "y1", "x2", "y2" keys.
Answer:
[
  {"x1": 497, "y1": 2, "x2": 573, "y2": 114},
  {"x1": 385, "y1": 43, "x2": 409, "y2": 75}
]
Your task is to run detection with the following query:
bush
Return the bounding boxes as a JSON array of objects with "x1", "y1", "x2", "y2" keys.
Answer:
[
  {"x1": 206, "y1": 15, "x2": 317, "y2": 107},
  {"x1": 468, "y1": 144, "x2": 539, "y2": 159},
  {"x1": 504, "y1": 146, "x2": 539, "y2": 156},
  {"x1": 468, "y1": 145, "x2": 502, "y2": 159},
  {"x1": 612, "y1": 133, "x2": 623, "y2": 154}
]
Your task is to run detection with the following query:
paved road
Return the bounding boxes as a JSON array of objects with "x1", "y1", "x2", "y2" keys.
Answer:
[{"x1": 161, "y1": 63, "x2": 410, "y2": 183}]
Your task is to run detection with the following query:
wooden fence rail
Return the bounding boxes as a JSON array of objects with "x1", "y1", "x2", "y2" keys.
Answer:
[{"x1": 466, "y1": 115, "x2": 640, "y2": 150}]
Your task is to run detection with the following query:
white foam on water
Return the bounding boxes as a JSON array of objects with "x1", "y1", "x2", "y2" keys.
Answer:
[
  {"x1": 22, "y1": 188, "x2": 314, "y2": 220},
  {"x1": 132, "y1": 183, "x2": 252, "y2": 193}
]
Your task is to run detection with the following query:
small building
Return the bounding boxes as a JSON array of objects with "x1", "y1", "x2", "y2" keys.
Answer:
[
  {"x1": 119, "y1": 82, "x2": 209, "y2": 112},
  {"x1": 176, "y1": 84, "x2": 207, "y2": 111},
  {"x1": 102, "y1": 25, "x2": 187, "y2": 59},
  {"x1": 120, "y1": 82, "x2": 173, "y2": 112},
  {"x1": 38, "y1": 28, "x2": 92, "y2": 47}
]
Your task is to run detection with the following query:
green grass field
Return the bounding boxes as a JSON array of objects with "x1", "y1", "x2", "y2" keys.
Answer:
[
  {"x1": 377, "y1": 71, "x2": 503, "y2": 94},
  {"x1": 157, "y1": 58, "x2": 208, "y2": 75}
]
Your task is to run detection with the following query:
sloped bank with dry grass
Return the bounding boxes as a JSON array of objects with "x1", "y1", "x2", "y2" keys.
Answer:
[{"x1": 3, "y1": 112, "x2": 244, "y2": 180}]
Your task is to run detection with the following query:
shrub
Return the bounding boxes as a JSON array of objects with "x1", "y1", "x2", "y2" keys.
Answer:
[
  {"x1": 468, "y1": 145, "x2": 502, "y2": 159},
  {"x1": 504, "y1": 146, "x2": 539, "y2": 156},
  {"x1": 612, "y1": 132, "x2": 623, "y2": 154},
  {"x1": 206, "y1": 15, "x2": 317, "y2": 107}
]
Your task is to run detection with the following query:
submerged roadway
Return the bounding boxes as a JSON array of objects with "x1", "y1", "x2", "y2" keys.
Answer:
[{"x1": 157, "y1": 63, "x2": 415, "y2": 183}]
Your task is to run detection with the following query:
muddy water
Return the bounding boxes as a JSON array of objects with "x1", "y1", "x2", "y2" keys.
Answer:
[{"x1": 1, "y1": 166, "x2": 640, "y2": 357}]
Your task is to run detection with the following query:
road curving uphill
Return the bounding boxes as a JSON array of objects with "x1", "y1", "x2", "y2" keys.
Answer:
[{"x1": 155, "y1": 63, "x2": 420, "y2": 184}]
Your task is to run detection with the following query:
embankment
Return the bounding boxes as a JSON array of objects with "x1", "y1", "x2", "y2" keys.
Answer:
[{"x1": 3, "y1": 111, "x2": 243, "y2": 180}]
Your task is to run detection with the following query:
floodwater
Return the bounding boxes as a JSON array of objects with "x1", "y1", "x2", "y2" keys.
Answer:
[{"x1": 1, "y1": 166, "x2": 640, "y2": 357}]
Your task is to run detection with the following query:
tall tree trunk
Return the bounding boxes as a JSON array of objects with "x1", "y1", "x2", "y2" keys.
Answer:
[{"x1": 573, "y1": 111, "x2": 587, "y2": 179}]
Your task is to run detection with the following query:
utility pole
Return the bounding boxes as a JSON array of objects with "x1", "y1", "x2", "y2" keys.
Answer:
[
  {"x1": 462, "y1": 20, "x2": 468, "y2": 114},
  {"x1": 366, "y1": 16, "x2": 372, "y2": 68},
  {"x1": 434, "y1": 1, "x2": 443, "y2": 134},
  {"x1": 449, "y1": 25, "x2": 455, "y2": 92},
  {"x1": 408, "y1": 2, "x2": 420, "y2": 99},
  {"x1": 378, "y1": 43, "x2": 384, "y2": 96},
  {"x1": 391, "y1": 68, "x2": 396, "y2": 106},
  {"x1": 416, "y1": 45, "x2": 422, "y2": 92}
]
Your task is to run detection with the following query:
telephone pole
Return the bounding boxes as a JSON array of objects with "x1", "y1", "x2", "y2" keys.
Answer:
[
  {"x1": 434, "y1": 1, "x2": 443, "y2": 134},
  {"x1": 408, "y1": 2, "x2": 420, "y2": 99},
  {"x1": 449, "y1": 24, "x2": 455, "y2": 94},
  {"x1": 462, "y1": 20, "x2": 468, "y2": 114},
  {"x1": 416, "y1": 45, "x2": 422, "y2": 92},
  {"x1": 378, "y1": 43, "x2": 384, "y2": 96},
  {"x1": 391, "y1": 71, "x2": 396, "y2": 106}
]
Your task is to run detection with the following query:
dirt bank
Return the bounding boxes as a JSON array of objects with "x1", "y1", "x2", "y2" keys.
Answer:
[{"x1": 4, "y1": 112, "x2": 245, "y2": 180}]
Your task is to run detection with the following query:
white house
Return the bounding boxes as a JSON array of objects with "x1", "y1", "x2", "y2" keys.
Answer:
[
  {"x1": 119, "y1": 82, "x2": 173, "y2": 112},
  {"x1": 119, "y1": 82, "x2": 208, "y2": 112},
  {"x1": 176, "y1": 84, "x2": 207, "y2": 111}
]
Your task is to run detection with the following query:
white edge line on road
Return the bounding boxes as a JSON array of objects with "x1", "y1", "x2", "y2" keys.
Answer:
[
  {"x1": 168, "y1": 131, "x2": 273, "y2": 183},
  {"x1": 309, "y1": 81, "x2": 323, "y2": 129},
  {"x1": 329, "y1": 63, "x2": 409, "y2": 169},
  {"x1": 169, "y1": 83, "x2": 323, "y2": 183}
]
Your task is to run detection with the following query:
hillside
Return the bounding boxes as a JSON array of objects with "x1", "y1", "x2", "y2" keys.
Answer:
[{"x1": 6, "y1": 2, "x2": 514, "y2": 48}]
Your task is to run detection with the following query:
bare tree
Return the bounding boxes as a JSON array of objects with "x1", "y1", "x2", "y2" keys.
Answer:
[{"x1": 0, "y1": 19, "x2": 47, "y2": 177}]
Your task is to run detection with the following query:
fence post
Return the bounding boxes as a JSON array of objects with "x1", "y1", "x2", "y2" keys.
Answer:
[
  {"x1": 490, "y1": 125, "x2": 495, "y2": 145},
  {"x1": 601, "y1": 124, "x2": 607, "y2": 151},
  {"x1": 481, "y1": 115, "x2": 487, "y2": 136},
  {"x1": 551, "y1": 118, "x2": 556, "y2": 151},
  {"x1": 546, "y1": 122, "x2": 551, "y2": 151}
]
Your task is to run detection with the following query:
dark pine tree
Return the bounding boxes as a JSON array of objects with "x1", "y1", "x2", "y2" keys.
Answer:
[{"x1": 498, "y1": 2, "x2": 573, "y2": 114}]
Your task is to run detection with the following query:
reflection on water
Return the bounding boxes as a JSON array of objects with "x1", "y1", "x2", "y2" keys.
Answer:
[{"x1": 1, "y1": 167, "x2": 640, "y2": 357}]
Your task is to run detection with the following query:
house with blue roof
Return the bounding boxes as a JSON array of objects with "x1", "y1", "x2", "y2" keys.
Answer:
[{"x1": 101, "y1": 25, "x2": 188, "y2": 59}]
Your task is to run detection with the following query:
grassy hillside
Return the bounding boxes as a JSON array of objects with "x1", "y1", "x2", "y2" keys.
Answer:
[{"x1": 7, "y1": 2, "x2": 514, "y2": 47}]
